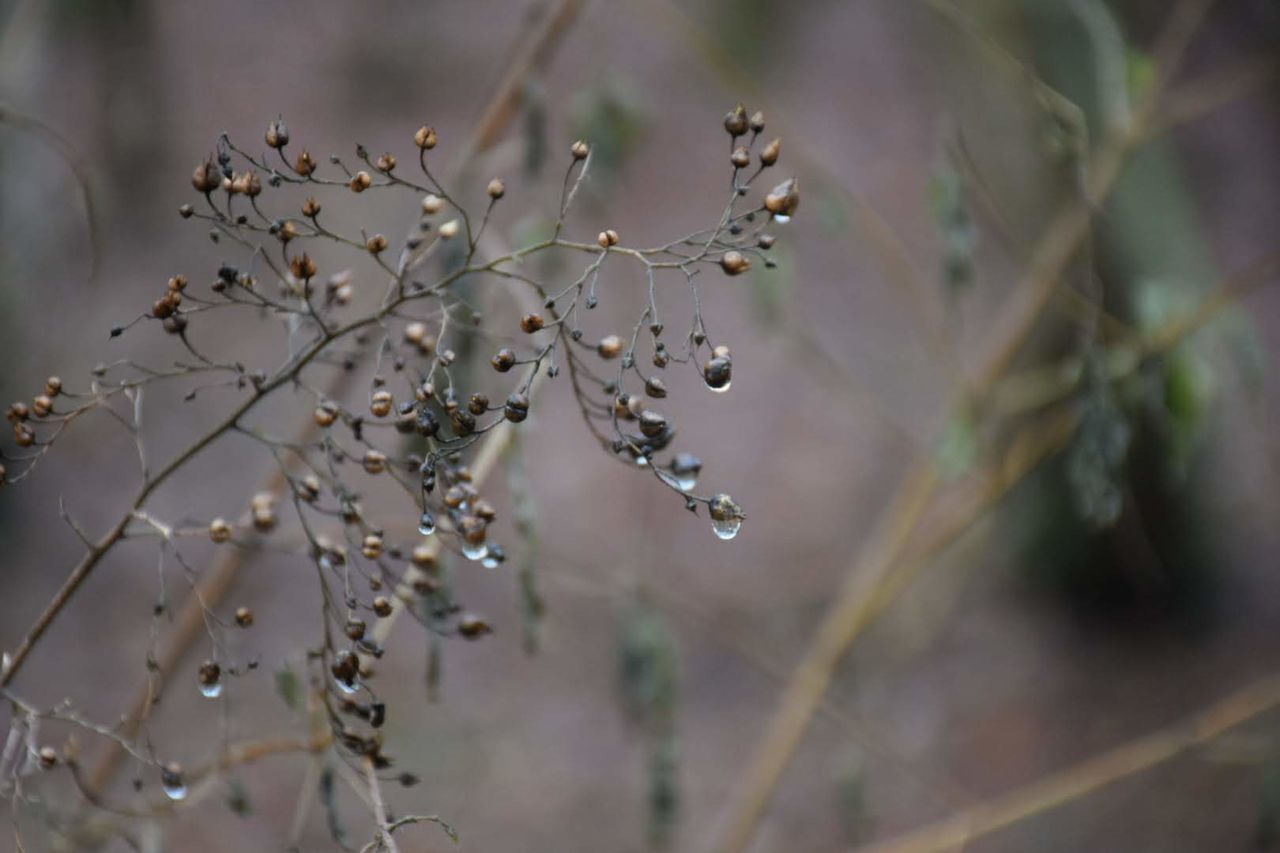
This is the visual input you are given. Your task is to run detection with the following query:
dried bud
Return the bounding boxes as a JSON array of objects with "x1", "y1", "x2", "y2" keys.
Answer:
[
  {"x1": 366, "y1": 234, "x2": 388, "y2": 254},
  {"x1": 597, "y1": 335, "x2": 624, "y2": 359},
  {"x1": 375, "y1": 153, "x2": 396, "y2": 173},
  {"x1": 14, "y1": 424, "x2": 35, "y2": 447},
  {"x1": 362, "y1": 534, "x2": 384, "y2": 559},
  {"x1": 38, "y1": 746, "x2": 58, "y2": 769},
  {"x1": 370, "y1": 390, "x2": 393, "y2": 418},
  {"x1": 372, "y1": 596, "x2": 393, "y2": 618},
  {"x1": 749, "y1": 110, "x2": 766, "y2": 133},
  {"x1": 290, "y1": 253, "x2": 318, "y2": 280},
  {"x1": 458, "y1": 613, "x2": 492, "y2": 640},
  {"x1": 350, "y1": 171, "x2": 372, "y2": 192},
  {"x1": 411, "y1": 543, "x2": 437, "y2": 568},
  {"x1": 491, "y1": 348, "x2": 517, "y2": 372},
  {"x1": 520, "y1": 313, "x2": 545, "y2": 333},
  {"x1": 570, "y1": 140, "x2": 590, "y2": 160},
  {"x1": 414, "y1": 125, "x2": 438, "y2": 150},
  {"x1": 198, "y1": 660, "x2": 221, "y2": 687},
  {"x1": 314, "y1": 401, "x2": 339, "y2": 427},
  {"x1": 209, "y1": 517, "x2": 232, "y2": 543},
  {"x1": 7, "y1": 402, "x2": 29, "y2": 422},
  {"x1": 731, "y1": 146, "x2": 751, "y2": 169},
  {"x1": 167, "y1": 276, "x2": 187, "y2": 293},
  {"x1": 720, "y1": 250, "x2": 751, "y2": 276},
  {"x1": 597, "y1": 229, "x2": 620, "y2": 248},
  {"x1": 486, "y1": 178, "x2": 505, "y2": 199},
  {"x1": 764, "y1": 178, "x2": 800, "y2": 218},
  {"x1": 724, "y1": 104, "x2": 749, "y2": 137},
  {"x1": 192, "y1": 160, "x2": 220, "y2": 194},
  {"x1": 760, "y1": 138, "x2": 781, "y2": 167},
  {"x1": 294, "y1": 150, "x2": 316, "y2": 176},
  {"x1": 302, "y1": 197, "x2": 322, "y2": 217},
  {"x1": 757, "y1": 233, "x2": 776, "y2": 250},
  {"x1": 265, "y1": 119, "x2": 289, "y2": 149},
  {"x1": 644, "y1": 376, "x2": 668, "y2": 398},
  {"x1": 362, "y1": 449, "x2": 387, "y2": 475},
  {"x1": 234, "y1": 606, "x2": 254, "y2": 627},
  {"x1": 346, "y1": 618, "x2": 367, "y2": 640},
  {"x1": 703, "y1": 354, "x2": 733, "y2": 392},
  {"x1": 421, "y1": 194, "x2": 443, "y2": 214},
  {"x1": 504, "y1": 392, "x2": 530, "y2": 423},
  {"x1": 468, "y1": 393, "x2": 489, "y2": 415},
  {"x1": 404, "y1": 322, "x2": 428, "y2": 345},
  {"x1": 438, "y1": 219, "x2": 460, "y2": 239},
  {"x1": 31, "y1": 395, "x2": 53, "y2": 418},
  {"x1": 639, "y1": 410, "x2": 668, "y2": 439},
  {"x1": 163, "y1": 314, "x2": 188, "y2": 335}
]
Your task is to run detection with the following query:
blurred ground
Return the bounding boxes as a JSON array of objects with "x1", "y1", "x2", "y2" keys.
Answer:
[{"x1": 2, "y1": 1, "x2": 1280, "y2": 851}]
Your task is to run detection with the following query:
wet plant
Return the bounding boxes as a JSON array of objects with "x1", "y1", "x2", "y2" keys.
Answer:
[{"x1": 0, "y1": 103, "x2": 795, "y2": 849}]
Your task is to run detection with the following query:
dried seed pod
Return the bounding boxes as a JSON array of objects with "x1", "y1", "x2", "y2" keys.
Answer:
[
  {"x1": 404, "y1": 322, "x2": 428, "y2": 345},
  {"x1": 192, "y1": 160, "x2": 220, "y2": 194},
  {"x1": 234, "y1": 606, "x2": 254, "y2": 627},
  {"x1": 703, "y1": 355, "x2": 733, "y2": 392},
  {"x1": 362, "y1": 534, "x2": 384, "y2": 559},
  {"x1": 749, "y1": 110, "x2": 766, "y2": 133},
  {"x1": 421, "y1": 194, "x2": 443, "y2": 214},
  {"x1": 491, "y1": 348, "x2": 516, "y2": 372},
  {"x1": 38, "y1": 746, "x2": 58, "y2": 769},
  {"x1": 314, "y1": 401, "x2": 339, "y2": 427},
  {"x1": 764, "y1": 177, "x2": 800, "y2": 218},
  {"x1": 7, "y1": 402, "x2": 29, "y2": 422},
  {"x1": 375, "y1": 153, "x2": 397, "y2": 173},
  {"x1": 760, "y1": 138, "x2": 781, "y2": 167},
  {"x1": 757, "y1": 234, "x2": 776, "y2": 250},
  {"x1": 366, "y1": 234, "x2": 388, "y2": 254},
  {"x1": 520, "y1": 313, "x2": 545, "y2": 333},
  {"x1": 414, "y1": 125, "x2": 438, "y2": 150},
  {"x1": 209, "y1": 517, "x2": 233, "y2": 543},
  {"x1": 350, "y1": 171, "x2": 372, "y2": 192},
  {"x1": 31, "y1": 395, "x2": 53, "y2": 418},
  {"x1": 438, "y1": 219, "x2": 460, "y2": 239},
  {"x1": 724, "y1": 104, "x2": 749, "y2": 137},
  {"x1": 644, "y1": 376, "x2": 668, "y2": 399},
  {"x1": 720, "y1": 251, "x2": 751, "y2": 276},
  {"x1": 570, "y1": 140, "x2": 590, "y2": 160},
  {"x1": 14, "y1": 424, "x2": 34, "y2": 447},
  {"x1": 265, "y1": 119, "x2": 289, "y2": 149},
  {"x1": 294, "y1": 150, "x2": 316, "y2": 176},
  {"x1": 597, "y1": 335, "x2": 624, "y2": 359},
  {"x1": 346, "y1": 618, "x2": 367, "y2": 641},
  {"x1": 468, "y1": 394, "x2": 489, "y2": 416},
  {"x1": 504, "y1": 392, "x2": 530, "y2": 423},
  {"x1": 372, "y1": 596, "x2": 393, "y2": 618},
  {"x1": 457, "y1": 614, "x2": 492, "y2": 639},
  {"x1": 362, "y1": 450, "x2": 387, "y2": 475},
  {"x1": 290, "y1": 253, "x2": 318, "y2": 280},
  {"x1": 639, "y1": 410, "x2": 668, "y2": 439},
  {"x1": 597, "y1": 228, "x2": 620, "y2": 248},
  {"x1": 731, "y1": 146, "x2": 751, "y2": 169},
  {"x1": 370, "y1": 390, "x2": 393, "y2": 418},
  {"x1": 486, "y1": 178, "x2": 505, "y2": 199}
]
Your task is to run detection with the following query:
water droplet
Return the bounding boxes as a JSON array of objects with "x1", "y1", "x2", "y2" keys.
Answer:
[
  {"x1": 481, "y1": 544, "x2": 506, "y2": 570},
  {"x1": 669, "y1": 453, "x2": 702, "y2": 492},
  {"x1": 482, "y1": 554, "x2": 499, "y2": 569},
  {"x1": 335, "y1": 675, "x2": 360, "y2": 695},
  {"x1": 774, "y1": 214, "x2": 791, "y2": 224},
  {"x1": 711, "y1": 516, "x2": 742, "y2": 540},
  {"x1": 200, "y1": 682, "x2": 223, "y2": 699},
  {"x1": 161, "y1": 766, "x2": 187, "y2": 801},
  {"x1": 418, "y1": 512, "x2": 436, "y2": 535},
  {"x1": 635, "y1": 455, "x2": 649, "y2": 467},
  {"x1": 709, "y1": 379, "x2": 731, "y2": 394},
  {"x1": 163, "y1": 780, "x2": 187, "y2": 800},
  {"x1": 318, "y1": 553, "x2": 334, "y2": 571},
  {"x1": 462, "y1": 541, "x2": 488, "y2": 561}
]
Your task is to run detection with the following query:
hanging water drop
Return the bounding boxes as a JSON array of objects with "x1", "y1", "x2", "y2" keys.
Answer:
[
  {"x1": 161, "y1": 764, "x2": 188, "y2": 801},
  {"x1": 481, "y1": 544, "x2": 506, "y2": 570},
  {"x1": 418, "y1": 512, "x2": 437, "y2": 535},
  {"x1": 462, "y1": 540, "x2": 489, "y2": 561},
  {"x1": 331, "y1": 650, "x2": 360, "y2": 694},
  {"x1": 708, "y1": 493, "x2": 744, "y2": 541},
  {"x1": 773, "y1": 214, "x2": 791, "y2": 224},
  {"x1": 703, "y1": 355, "x2": 732, "y2": 394},
  {"x1": 669, "y1": 453, "x2": 702, "y2": 492},
  {"x1": 197, "y1": 660, "x2": 222, "y2": 699}
]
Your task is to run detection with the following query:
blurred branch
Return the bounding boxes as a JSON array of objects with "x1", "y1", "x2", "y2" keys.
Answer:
[
  {"x1": 707, "y1": 3, "x2": 1219, "y2": 850},
  {"x1": 0, "y1": 102, "x2": 100, "y2": 287},
  {"x1": 858, "y1": 674, "x2": 1280, "y2": 853}
]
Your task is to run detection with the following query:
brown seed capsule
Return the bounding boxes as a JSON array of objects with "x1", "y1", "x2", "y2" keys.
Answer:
[
  {"x1": 472, "y1": 499, "x2": 498, "y2": 522},
  {"x1": 731, "y1": 146, "x2": 751, "y2": 169},
  {"x1": 302, "y1": 197, "x2": 322, "y2": 217},
  {"x1": 414, "y1": 125, "x2": 438, "y2": 150},
  {"x1": 242, "y1": 171, "x2": 262, "y2": 197},
  {"x1": 366, "y1": 234, "x2": 388, "y2": 254},
  {"x1": 38, "y1": 746, "x2": 58, "y2": 769},
  {"x1": 459, "y1": 514, "x2": 487, "y2": 546},
  {"x1": 314, "y1": 402, "x2": 338, "y2": 427},
  {"x1": 362, "y1": 449, "x2": 387, "y2": 475},
  {"x1": 295, "y1": 150, "x2": 316, "y2": 176},
  {"x1": 597, "y1": 335, "x2": 624, "y2": 359},
  {"x1": 749, "y1": 110, "x2": 766, "y2": 133},
  {"x1": 7, "y1": 402, "x2": 29, "y2": 422},
  {"x1": 644, "y1": 376, "x2": 668, "y2": 398},
  {"x1": 152, "y1": 297, "x2": 174, "y2": 319},
  {"x1": 290, "y1": 253, "x2": 318, "y2": 280},
  {"x1": 491, "y1": 348, "x2": 516, "y2": 372},
  {"x1": 375, "y1": 153, "x2": 396, "y2": 173},
  {"x1": 457, "y1": 613, "x2": 492, "y2": 639},
  {"x1": 234, "y1": 606, "x2": 254, "y2": 627},
  {"x1": 468, "y1": 393, "x2": 489, "y2": 415},
  {"x1": 760, "y1": 138, "x2": 781, "y2": 167},
  {"x1": 252, "y1": 505, "x2": 276, "y2": 532},
  {"x1": 404, "y1": 322, "x2": 428, "y2": 345},
  {"x1": 710, "y1": 493, "x2": 744, "y2": 523},
  {"x1": 411, "y1": 543, "x2": 437, "y2": 569},
  {"x1": 372, "y1": 596, "x2": 393, "y2": 617},
  {"x1": 570, "y1": 140, "x2": 590, "y2": 160},
  {"x1": 44, "y1": 377, "x2": 64, "y2": 398},
  {"x1": 504, "y1": 392, "x2": 530, "y2": 423},
  {"x1": 31, "y1": 395, "x2": 53, "y2": 418},
  {"x1": 720, "y1": 250, "x2": 751, "y2": 276},
  {"x1": 163, "y1": 314, "x2": 188, "y2": 335},
  {"x1": 486, "y1": 178, "x2": 505, "y2": 199},
  {"x1": 362, "y1": 534, "x2": 384, "y2": 559},
  {"x1": 350, "y1": 171, "x2": 372, "y2": 192},
  {"x1": 265, "y1": 119, "x2": 289, "y2": 149},
  {"x1": 14, "y1": 424, "x2": 34, "y2": 447},
  {"x1": 450, "y1": 409, "x2": 476, "y2": 436},
  {"x1": 370, "y1": 390, "x2": 393, "y2": 418},
  {"x1": 330, "y1": 649, "x2": 359, "y2": 685},
  {"x1": 703, "y1": 355, "x2": 733, "y2": 391},
  {"x1": 192, "y1": 160, "x2": 220, "y2": 194},
  {"x1": 597, "y1": 228, "x2": 619, "y2": 248},
  {"x1": 653, "y1": 349, "x2": 670, "y2": 369},
  {"x1": 299, "y1": 474, "x2": 321, "y2": 502},
  {"x1": 277, "y1": 220, "x2": 300, "y2": 243},
  {"x1": 520, "y1": 313, "x2": 545, "y2": 334},
  {"x1": 438, "y1": 219, "x2": 460, "y2": 239},
  {"x1": 421, "y1": 194, "x2": 443, "y2": 214},
  {"x1": 712, "y1": 344, "x2": 732, "y2": 359},
  {"x1": 639, "y1": 410, "x2": 668, "y2": 439},
  {"x1": 764, "y1": 177, "x2": 800, "y2": 218},
  {"x1": 757, "y1": 234, "x2": 776, "y2": 250},
  {"x1": 167, "y1": 276, "x2": 187, "y2": 293},
  {"x1": 198, "y1": 660, "x2": 221, "y2": 687},
  {"x1": 346, "y1": 618, "x2": 367, "y2": 640},
  {"x1": 209, "y1": 517, "x2": 232, "y2": 543},
  {"x1": 724, "y1": 104, "x2": 749, "y2": 137}
]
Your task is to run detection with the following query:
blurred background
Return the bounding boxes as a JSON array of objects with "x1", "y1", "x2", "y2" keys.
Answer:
[{"x1": 2, "y1": 0, "x2": 1280, "y2": 850}]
